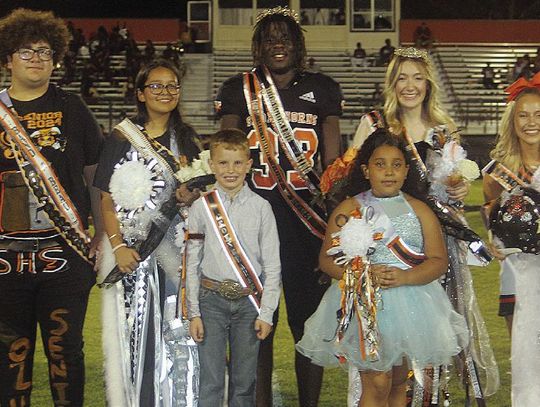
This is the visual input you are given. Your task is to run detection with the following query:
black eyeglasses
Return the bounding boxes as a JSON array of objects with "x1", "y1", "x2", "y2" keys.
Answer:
[
  {"x1": 143, "y1": 83, "x2": 181, "y2": 95},
  {"x1": 16, "y1": 48, "x2": 55, "y2": 61}
]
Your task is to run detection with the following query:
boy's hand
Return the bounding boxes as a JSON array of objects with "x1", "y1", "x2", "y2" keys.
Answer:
[
  {"x1": 254, "y1": 319, "x2": 272, "y2": 340},
  {"x1": 189, "y1": 317, "x2": 204, "y2": 342}
]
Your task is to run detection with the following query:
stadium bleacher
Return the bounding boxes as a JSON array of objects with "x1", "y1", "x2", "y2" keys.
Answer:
[{"x1": 2, "y1": 43, "x2": 538, "y2": 145}]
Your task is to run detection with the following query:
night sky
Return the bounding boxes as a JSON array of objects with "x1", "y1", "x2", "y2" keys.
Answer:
[
  {"x1": 1, "y1": 0, "x2": 539, "y2": 19},
  {"x1": 0, "y1": 0, "x2": 190, "y2": 19}
]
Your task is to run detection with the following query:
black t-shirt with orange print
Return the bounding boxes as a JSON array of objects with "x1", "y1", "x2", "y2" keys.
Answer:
[{"x1": 0, "y1": 84, "x2": 103, "y2": 235}]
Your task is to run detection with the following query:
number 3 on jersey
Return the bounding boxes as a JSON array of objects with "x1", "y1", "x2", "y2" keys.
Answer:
[{"x1": 248, "y1": 128, "x2": 318, "y2": 190}]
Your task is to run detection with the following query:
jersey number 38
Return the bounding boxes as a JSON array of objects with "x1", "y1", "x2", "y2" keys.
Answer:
[{"x1": 248, "y1": 128, "x2": 318, "y2": 190}]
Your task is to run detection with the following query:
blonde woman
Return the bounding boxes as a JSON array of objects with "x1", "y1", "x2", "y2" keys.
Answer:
[
  {"x1": 483, "y1": 74, "x2": 540, "y2": 406},
  {"x1": 326, "y1": 48, "x2": 499, "y2": 406}
]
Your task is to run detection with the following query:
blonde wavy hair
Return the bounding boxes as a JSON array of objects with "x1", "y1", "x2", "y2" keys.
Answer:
[
  {"x1": 490, "y1": 88, "x2": 540, "y2": 172},
  {"x1": 383, "y1": 55, "x2": 455, "y2": 135}
]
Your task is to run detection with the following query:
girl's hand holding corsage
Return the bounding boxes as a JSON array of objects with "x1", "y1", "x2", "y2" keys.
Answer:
[
  {"x1": 175, "y1": 150, "x2": 213, "y2": 206},
  {"x1": 176, "y1": 183, "x2": 201, "y2": 206},
  {"x1": 431, "y1": 140, "x2": 480, "y2": 202}
]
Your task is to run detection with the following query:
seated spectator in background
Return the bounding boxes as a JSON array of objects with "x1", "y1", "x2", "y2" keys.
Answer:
[
  {"x1": 307, "y1": 57, "x2": 322, "y2": 73},
  {"x1": 520, "y1": 54, "x2": 532, "y2": 79},
  {"x1": 510, "y1": 57, "x2": 524, "y2": 82},
  {"x1": 78, "y1": 41, "x2": 90, "y2": 58},
  {"x1": 534, "y1": 47, "x2": 540, "y2": 74},
  {"x1": 162, "y1": 43, "x2": 181, "y2": 68},
  {"x1": 125, "y1": 32, "x2": 142, "y2": 78},
  {"x1": 331, "y1": 8, "x2": 345, "y2": 25},
  {"x1": 314, "y1": 8, "x2": 325, "y2": 25},
  {"x1": 370, "y1": 82, "x2": 384, "y2": 109},
  {"x1": 60, "y1": 50, "x2": 77, "y2": 85},
  {"x1": 108, "y1": 25, "x2": 124, "y2": 54},
  {"x1": 81, "y1": 65, "x2": 97, "y2": 101},
  {"x1": 144, "y1": 39, "x2": 156, "y2": 62},
  {"x1": 92, "y1": 47, "x2": 113, "y2": 84},
  {"x1": 96, "y1": 25, "x2": 109, "y2": 50},
  {"x1": 374, "y1": 14, "x2": 391, "y2": 29},
  {"x1": 413, "y1": 22, "x2": 434, "y2": 49},
  {"x1": 482, "y1": 62, "x2": 496, "y2": 89},
  {"x1": 351, "y1": 42, "x2": 367, "y2": 68},
  {"x1": 300, "y1": 10, "x2": 310, "y2": 25},
  {"x1": 378, "y1": 38, "x2": 395, "y2": 66},
  {"x1": 180, "y1": 25, "x2": 193, "y2": 53}
]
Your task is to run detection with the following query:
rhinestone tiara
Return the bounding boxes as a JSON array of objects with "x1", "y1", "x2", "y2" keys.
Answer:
[
  {"x1": 393, "y1": 47, "x2": 429, "y2": 62},
  {"x1": 255, "y1": 6, "x2": 300, "y2": 24}
]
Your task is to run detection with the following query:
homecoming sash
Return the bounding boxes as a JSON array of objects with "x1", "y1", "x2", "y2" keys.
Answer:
[
  {"x1": 115, "y1": 118, "x2": 180, "y2": 177},
  {"x1": 0, "y1": 90, "x2": 91, "y2": 262},
  {"x1": 243, "y1": 67, "x2": 327, "y2": 239},
  {"x1": 202, "y1": 190, "x2": 263, "y2": 312},
  {"x1": 253, "y1": 66, "x2": 322, "y2": 196},
  {"x1": 357, "y1": 191, "x2": 427, "y2": 267},
  {"x1": 99, "y1": 118, "x2": 181, "y2": 287},
  {"x1": 482, "y1": 159, "x2": 529, "y2": 191}
]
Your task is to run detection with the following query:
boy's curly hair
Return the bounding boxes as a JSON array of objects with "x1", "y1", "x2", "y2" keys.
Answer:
[{"x1": 0, "y1": 8, "x2": 70, "y2": 66}]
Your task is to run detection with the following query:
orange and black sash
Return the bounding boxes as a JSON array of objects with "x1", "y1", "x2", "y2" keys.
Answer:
[
  {"x1": 356, "y1": 191, "x2": 427, "y2": 267},
  {"x1": 482, "y1": 159, "x2": 531, "y2": 191},
  {"x1": 243, "y1": 67, "x2": 327, "y2": 239},
  {"x1": 0, "y1": 90, "x2": 91, "y2": 262},
  {"x1": 202, "y1": 190, "x2": 263, "y2": 312}
]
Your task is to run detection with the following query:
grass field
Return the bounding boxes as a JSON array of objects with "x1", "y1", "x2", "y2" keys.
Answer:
[{"x1": 30, "y1": 180, "x2": 511, "y2": 406}]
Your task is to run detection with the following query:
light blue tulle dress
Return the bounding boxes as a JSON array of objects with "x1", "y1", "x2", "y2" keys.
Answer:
[{"x1": 296, "y1": 191, "x2": 469, "y2": 372}]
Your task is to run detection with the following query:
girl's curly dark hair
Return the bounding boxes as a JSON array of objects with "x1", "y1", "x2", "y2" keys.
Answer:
[
  {"x1": 343, "y1": 128, "x2": 429, "y2": 201},
  {"x1": 0, "y1": 8, "x2": 70, "y2": 66},
  {"x1": 252, "y1": 13, "x2": 306, "y2": 71}
]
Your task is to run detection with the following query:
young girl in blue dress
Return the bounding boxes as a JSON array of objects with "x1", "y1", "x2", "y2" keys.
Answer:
[{"x1": 297, "y1": 129, "x2": 469, "y2": 406}]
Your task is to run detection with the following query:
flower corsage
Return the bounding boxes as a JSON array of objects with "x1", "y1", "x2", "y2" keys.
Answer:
[{"x1": 327, "y1": 207, "x2": 382, "y2": 362}]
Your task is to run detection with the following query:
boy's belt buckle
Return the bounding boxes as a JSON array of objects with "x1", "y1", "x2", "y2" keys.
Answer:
[{"x1": 218, "y1": 280, "x2": 245, "y2": 300}]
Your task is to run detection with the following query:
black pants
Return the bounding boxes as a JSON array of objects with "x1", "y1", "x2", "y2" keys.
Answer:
[{"x1": 0, "y1": 242, "x2": 95, "y2": 407}]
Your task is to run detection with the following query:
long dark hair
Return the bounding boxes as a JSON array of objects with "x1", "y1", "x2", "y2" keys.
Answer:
[
  {"x1": 252, "y1": 13, "x2": 306, "y2": 71},
  {"x1": 133, "y1": 59, "x2": 200, "y2": 162},
  {"x1": 344, "y1": 128, "x2": 428, "y2": 200}
]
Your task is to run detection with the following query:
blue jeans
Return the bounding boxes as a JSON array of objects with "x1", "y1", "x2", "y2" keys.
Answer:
[{"x1": 198, "y1": 288, "x2": 260, "y2": 407}]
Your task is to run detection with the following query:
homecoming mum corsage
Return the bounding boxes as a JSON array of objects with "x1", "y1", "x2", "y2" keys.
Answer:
[
  {"x1": 326, "y1": 207, "x2": 382, "y2": 362},
  {"x1": 429, "y1": 138, "x2": 480, "y2": 186}
]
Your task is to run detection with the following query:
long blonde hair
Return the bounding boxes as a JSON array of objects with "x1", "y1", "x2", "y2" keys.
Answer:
[
  {"x1": 490, "y1": 88, "x2": 540, "y2": 172},
  {"x1": 383, "y1": 55, "x2": 455, "y2": 135}
]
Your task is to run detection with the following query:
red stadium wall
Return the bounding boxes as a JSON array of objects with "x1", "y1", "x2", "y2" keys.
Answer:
[
  {"x1": 401, "y1": 19, "x2": 540, "y2": 44},
  {"x1": 70, "y1": 18, "x2": 540, "y2": 45},
  {"x1": 69, "y1": 19, "x2": 183, "y2": 42}
]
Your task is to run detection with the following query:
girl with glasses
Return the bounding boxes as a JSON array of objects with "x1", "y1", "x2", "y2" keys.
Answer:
[{"x1": 94, "y1": 59, "x2": 204, "y2": 406}]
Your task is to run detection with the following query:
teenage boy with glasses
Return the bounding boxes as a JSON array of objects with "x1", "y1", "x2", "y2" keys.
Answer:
[{"x1": 0, "y1": 9, "x2": 103, "y2": 407}]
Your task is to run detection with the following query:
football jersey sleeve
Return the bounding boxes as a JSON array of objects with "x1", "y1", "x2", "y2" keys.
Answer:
[
  {"x1": 215, "y1": 74, "x2": 246, "y2": 118},
  {"x1": 315, "y1": 73, "x2": 344, "y2": 119}
]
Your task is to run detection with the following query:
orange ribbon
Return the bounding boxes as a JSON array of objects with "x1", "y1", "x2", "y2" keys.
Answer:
[{"x1": 505, "y1": 72, "x2": 540, "y2": 101}]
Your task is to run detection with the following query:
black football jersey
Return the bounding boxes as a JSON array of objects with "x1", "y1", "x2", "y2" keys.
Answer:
[{"x1": 216, "y1": 71, "x2": 343, "y2": 205}]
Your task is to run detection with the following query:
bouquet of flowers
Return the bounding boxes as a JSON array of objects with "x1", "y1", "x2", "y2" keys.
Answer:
[{"x1": 429, "y1": 139, "x2": 480, "y2": 186}]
